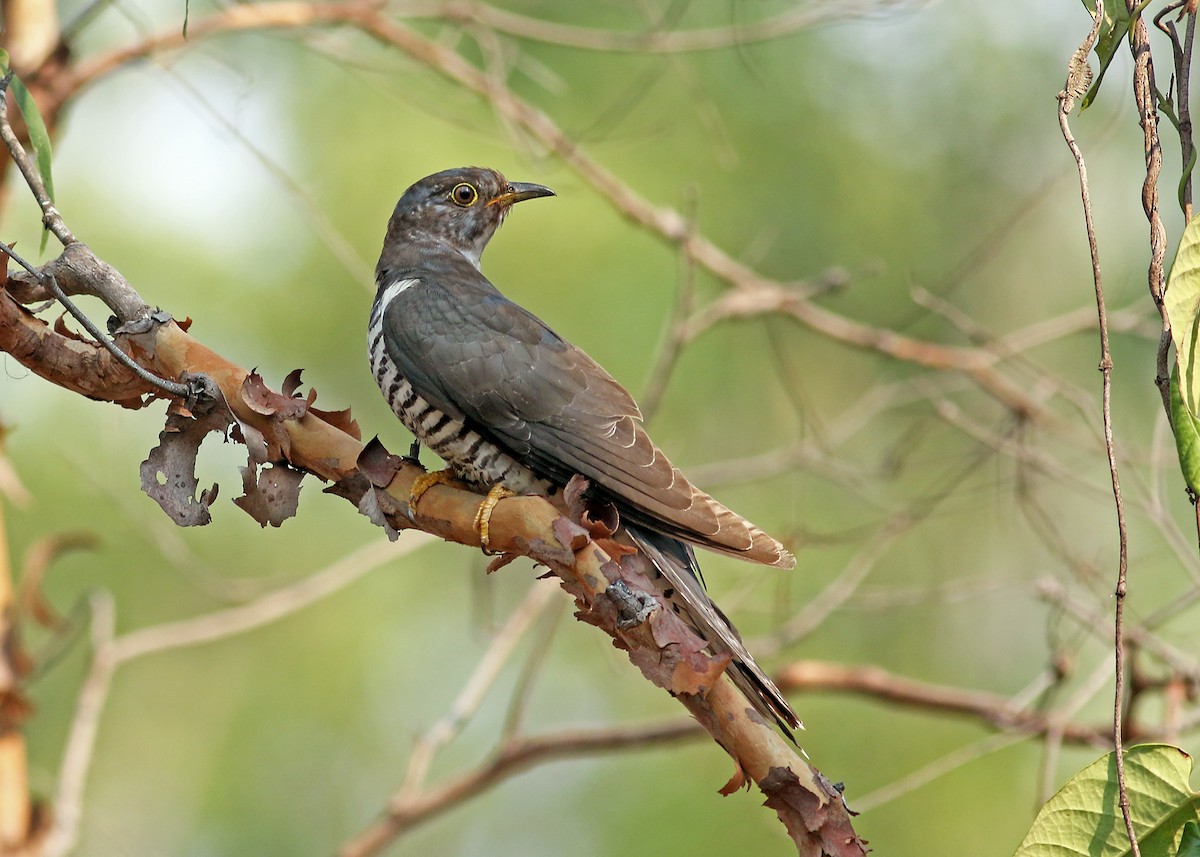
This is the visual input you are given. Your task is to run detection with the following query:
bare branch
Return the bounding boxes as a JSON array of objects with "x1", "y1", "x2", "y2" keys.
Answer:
[
  {"x1": 396, "y1": 0, "x2": 908, "y2": 54},
  {"x1": 777, "y1": 660, "x2": 1112, "y2": 746},
  {"x1": 43, "y1": 537, "x2": 429, "y2": 857},
  {"x1": 339, "y1": 719, "x2": 703, "y2": 857},
  {"x1": 395, "y1": 580, "x2": 558, "y2": 801},
  {"x1": 45, "y1": 1, "x2": 1045, "y2": 420},
  {"x1": 2, "y1": 232, "x2": 862, "y2": 851},
  {"x1": 1058, "y1": 4, "x2": 1139, "y2": 853}
]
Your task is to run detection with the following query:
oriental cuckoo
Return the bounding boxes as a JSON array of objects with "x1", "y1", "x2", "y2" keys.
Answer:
[{"x1": 368, "y1": 167, "x2": 800, "y2": 734}]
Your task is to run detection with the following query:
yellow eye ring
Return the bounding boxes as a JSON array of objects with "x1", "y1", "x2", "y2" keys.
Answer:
[{"x1": 450, "y1": 183, "x2": 478, "y2": 207}]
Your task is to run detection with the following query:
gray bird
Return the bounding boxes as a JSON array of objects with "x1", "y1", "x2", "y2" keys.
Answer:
[{"x1": 368, "y1": 166, "x2": 800, "y2": 734}]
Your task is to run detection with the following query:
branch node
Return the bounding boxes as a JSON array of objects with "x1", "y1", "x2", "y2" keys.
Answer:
[{"x1": 606, "y1": 579, "x2": 657, "y2": 629}]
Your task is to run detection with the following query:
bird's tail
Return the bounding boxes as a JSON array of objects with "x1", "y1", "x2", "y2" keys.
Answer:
[{"x1": 625, "y1": 525, "x2": 801, "y2": 739}]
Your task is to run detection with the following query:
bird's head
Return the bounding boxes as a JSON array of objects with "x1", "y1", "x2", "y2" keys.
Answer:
[{"x1": 385, "y1": 167, "x2": 555, "y2": 269}]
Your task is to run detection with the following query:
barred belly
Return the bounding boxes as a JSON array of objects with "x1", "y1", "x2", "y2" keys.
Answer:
[{"x1": 367, "y1": 312, "x2": 547, "y2": 495}]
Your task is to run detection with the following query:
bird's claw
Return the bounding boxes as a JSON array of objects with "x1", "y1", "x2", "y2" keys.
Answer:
[
  {"x1": 408, "y1": 469, "x2": 458, "y2": 511},
  {"x1": 474, "y1": 485, "x2": 516, "y2": 554}
]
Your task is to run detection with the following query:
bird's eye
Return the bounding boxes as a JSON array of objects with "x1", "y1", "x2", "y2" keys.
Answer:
[{"x1": 450, "y1": 183, "x2": 478, "y2": 207}]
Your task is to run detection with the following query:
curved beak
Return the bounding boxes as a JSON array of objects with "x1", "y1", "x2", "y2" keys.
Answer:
[{"x1": 488, "y1": 181, "x2": 556, "y2": 207}]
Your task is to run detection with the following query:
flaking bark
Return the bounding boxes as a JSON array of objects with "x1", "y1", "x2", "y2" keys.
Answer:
[{"x1": 0, "y1": 246, "x2": 866, "y2": 856}]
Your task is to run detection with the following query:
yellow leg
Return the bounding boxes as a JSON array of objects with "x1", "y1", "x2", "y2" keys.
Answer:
[
  {"x1": 408, "y1": 469, "x2": 460, "y2": 510},
  {"x1": 474, "y1": 484, "x2": 516, "y2": 554}
]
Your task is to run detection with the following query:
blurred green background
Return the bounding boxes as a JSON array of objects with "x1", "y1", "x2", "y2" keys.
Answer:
[{"x1": 1, "y1": 1, "x2": 1194, "y2": 854}]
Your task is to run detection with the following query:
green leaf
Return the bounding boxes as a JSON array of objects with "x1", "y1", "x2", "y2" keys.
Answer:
[
  {"x1": 1078, "y1": 0, "x2": 1132, "y2": 110},
  {"x1": 1014, "y1": 744, "x2": 1200, "y2": 857},
  {"x1": 1178, "y1": 821, "x2": 1200, "y2": 857},
  {"x1": 1166, "y1": 214, "x2": 1200, "y2": 489},
  {"x1": 1171, "y1": 366, "x2": 1200, "y2": 493},
  {"x1": 0, "y1": 48, "x2": 56, "y2": 252}
]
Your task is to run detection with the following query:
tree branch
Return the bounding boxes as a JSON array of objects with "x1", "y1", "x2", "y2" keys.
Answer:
[
  {"x1": 4, "y1": 241, "x2": 863, "y2": 853},
  {"x1": 40, "y1": 1, "x2": 1047, "y2": 419}
]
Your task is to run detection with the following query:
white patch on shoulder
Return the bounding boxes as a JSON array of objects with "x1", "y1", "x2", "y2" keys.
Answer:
[{"x1": 379, "y1": 277, "x2": 421, "y2": 312}]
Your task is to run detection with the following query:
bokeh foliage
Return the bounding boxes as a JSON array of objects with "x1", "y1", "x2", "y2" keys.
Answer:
[{"x1": 1, "y1": 1, "x2": 1194, "y2": 855}]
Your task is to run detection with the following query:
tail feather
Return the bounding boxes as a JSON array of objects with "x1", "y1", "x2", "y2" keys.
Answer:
[{"x1": 625, "y1": 525, "x2": 801, "y2": 738}]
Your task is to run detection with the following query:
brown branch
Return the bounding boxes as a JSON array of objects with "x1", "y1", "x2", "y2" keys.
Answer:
[
  {"x1": 776, "y1": 661, "x2": 1112, "y2": 747},
  {"x1": 1127, "y1": 4, "x2": 1173, "y2": 416},
  {"x1": 0, "y1": 481, "x2": 37, "y2": 856},
  {"x1": 37, "y1": 1, "x2": 1046, "y2": 420},
  {"x1": 43, "y1": 538, "x2": 426, "y2": 857},
  {"x1": 0, "y1": 284, "x2": 156, "y2": 408},
  {"x1": 339, "y1": 720, "x2": 703, "y2": 857},
  {"x1": 396, "y1": 0, "x2": 879, "y2": 54},
  {"x1": 681, "y1": 281, "x2": 1043, "y2": 417},
  {"x1": 4, "y1": 245, "x2": 863, "y2": 853}
]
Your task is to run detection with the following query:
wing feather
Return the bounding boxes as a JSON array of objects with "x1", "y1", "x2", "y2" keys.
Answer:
[{"x1": 379, "y1": 272, "x2": 793, "y2": 568}]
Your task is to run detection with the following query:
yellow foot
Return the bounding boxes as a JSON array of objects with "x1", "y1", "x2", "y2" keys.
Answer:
[
  {"x1": 409, "y1": 469, "x2": 460, "y2": 511},
  {"x1": 474, "y1": 485, "x2": 516, "y2": 554}
]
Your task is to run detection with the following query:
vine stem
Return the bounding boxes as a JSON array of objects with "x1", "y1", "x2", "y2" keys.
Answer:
[{"x1": 1058, "y1": 3, "x2": 1140, "y2": 854}]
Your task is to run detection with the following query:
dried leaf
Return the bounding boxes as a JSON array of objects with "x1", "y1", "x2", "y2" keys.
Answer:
[
  {"x1": 233, "y1": 462, "x2": 303, "y2": 528},
  {"x1": 140, "y1": 404, "x2": 231, "y2": 526},
  {"x1": 581, "y1": 499, "x2": 618, "y2": 539},
  {"x1": 595, "y1": 537, "x2": 638, "y2": 559},
  {"x1": 562, "y1": 474, "x2": 590, "y2": 520},
  {"x1": 562, "y1": 473, "x2": 619, "y2": 538},
  {"x1": 240, "y1": 370, "x2": 308, "y2": 420},
  {"x1": 166, "y1": 397, "x2": 195, "y2": 419}
]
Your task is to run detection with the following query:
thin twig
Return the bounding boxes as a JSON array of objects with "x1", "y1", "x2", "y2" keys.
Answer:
[
  {"x1": 0, "y1": 238, "x2": 190, "y2": 398},
  {"x1": 43, "y1": 537, "x2": 430, "y2": 857},
  {"x1": 1058, "y1": 4, "x2": 1139, "y2": 853},
  {"x1": 638, "y1": 192, "x2": 698, "y2": 422},
  {"x1": 394, "y1": 0, "x2": 905, "y2": 54},
  {"x1": 1154, "y1": 0, "x2": 1196, "y2": 217},
  {"x1": 776, "y1": 661, "x2": 1114, "y2": 745},
  {"x1": 395, "y1": 579, "x2": 557, "y2": 801},
  {"x1": 52, "y1": 1, "x2": 1046, "y2": 419},
  {"x1": 1036, "y1": 578, "x2": 1200, "y2": 681},
  {"x1": 338, "y1": 720, "x2": 703, "y2": 857},
  {"x1": 0, "y1": 84, "x2": 190, "y2": 398}
]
